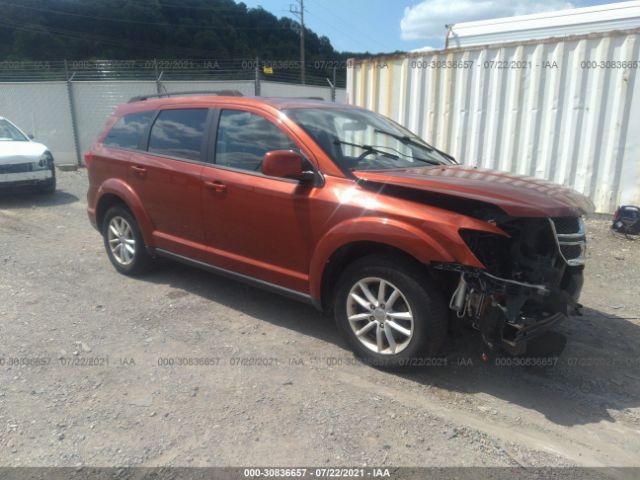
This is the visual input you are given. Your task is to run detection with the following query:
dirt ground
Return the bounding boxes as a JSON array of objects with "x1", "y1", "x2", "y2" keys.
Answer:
[{"x1": 1, "y1": 170, "x2": 639, "y2": 471}]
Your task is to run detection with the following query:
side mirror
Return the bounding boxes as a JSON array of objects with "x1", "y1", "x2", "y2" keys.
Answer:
[
  {"x1": 262, "y1": 150, "x2": 315, "y2": 182},
  {"x1": 28, "y1": 134, "x2": 34, "y2": 140}
]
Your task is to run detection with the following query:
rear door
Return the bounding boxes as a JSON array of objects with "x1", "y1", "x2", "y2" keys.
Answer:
[
  {"x1": 129, "y1": 107, "x2": 212, "y2": 260},
  {"x1": 200, "y1": 107, "x2": 318, "y2": 293},
  {"x1": 97, "y1": 110, "x2": 156, "y2": 210}
]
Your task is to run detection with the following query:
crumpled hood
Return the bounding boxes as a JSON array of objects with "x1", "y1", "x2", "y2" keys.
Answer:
[
  {"x1": 0, "y1": 141, "x2": 48, "y2": 165},
  {"x1": 353, "y1": 165, "x2": 595, "y2": 217}
]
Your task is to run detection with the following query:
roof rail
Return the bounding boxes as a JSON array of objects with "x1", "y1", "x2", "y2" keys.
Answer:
[
  {"x1": 258, "y1": 96, "x2": 325, "y2": 101},
  {"x1": 128, "y1": 90, "x2": 243, "y2": 103}
]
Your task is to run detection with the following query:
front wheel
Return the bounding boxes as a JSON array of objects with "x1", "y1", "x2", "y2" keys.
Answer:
[
  {"x1": 334, "y1": 255, "x2": 448, "y2": 368},
  {"x1": 102, "y1": 205, "x2": 152, "y2": 276}
]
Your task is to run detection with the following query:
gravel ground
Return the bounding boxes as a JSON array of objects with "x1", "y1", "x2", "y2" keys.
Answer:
[{"x1": 0, "y1": 170, "x2": 639, "y2": 469}]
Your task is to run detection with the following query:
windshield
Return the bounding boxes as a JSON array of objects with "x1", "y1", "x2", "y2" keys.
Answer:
[
  {"x1": 284, "y1": 107, "x2": 454, "y2": 172},
  {"x1": 0, "y1": 119, "x2": 28, "y2": 142}
]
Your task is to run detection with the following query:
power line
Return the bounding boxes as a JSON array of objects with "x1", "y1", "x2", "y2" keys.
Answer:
[
  {"x1": 0, "y1": 0, "x2": 382, "y2": 63},
  {"x1": 303, "y1": 9, "x2": 375, "y2": 54},
  {"x1": 305, "y1": 0, "x2": 390, "y2": 52},
  {"x1": 155, "y1": 0, "x2": 250, "y2": 12}
]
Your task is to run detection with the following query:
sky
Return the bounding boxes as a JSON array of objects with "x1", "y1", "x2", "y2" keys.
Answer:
[{"x1": 241, "y1": 0, "x2": 624, "y2": 53}]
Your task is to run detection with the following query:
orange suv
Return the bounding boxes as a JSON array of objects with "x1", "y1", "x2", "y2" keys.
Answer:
[{"x1": 86, "y1": 93, "x2": 593, "y2": 366}]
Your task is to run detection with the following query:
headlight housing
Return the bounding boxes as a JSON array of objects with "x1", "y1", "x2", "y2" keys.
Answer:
[
  {"x1": 37, "y1": 151, "x2": 53, "y2": 169},
  {"x1": 459, "y1": 229, "x2": 511, "y2": 275}
]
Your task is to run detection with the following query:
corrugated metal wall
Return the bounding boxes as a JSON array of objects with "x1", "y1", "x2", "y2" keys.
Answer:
[{"x1": 347, "y1": 28, "x2": 640, "y2": 214}]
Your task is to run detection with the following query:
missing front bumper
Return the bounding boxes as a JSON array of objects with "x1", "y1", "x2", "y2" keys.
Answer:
[
  {"x1": 433, "y1": 262, "x2": 579, "y2": 355},
  {"x1": 501, "y1": 311, "x2": 565, "y2": 355}
]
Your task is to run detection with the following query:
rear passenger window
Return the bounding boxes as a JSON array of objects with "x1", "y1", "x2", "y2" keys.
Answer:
[
  {"x1": 104, "y1": 111, "x2": 154, "y2": 149},
  {"x1": 215, "y1": 110, "x2": 297, "y2": 171},
  {"x1": 148, "y1": 109, "x2": 208, "y2": 161}
]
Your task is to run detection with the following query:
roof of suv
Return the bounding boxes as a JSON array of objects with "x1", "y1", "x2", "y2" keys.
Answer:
[{"x1": 118, "y1": 95, "x2": 354, "y2": 116}]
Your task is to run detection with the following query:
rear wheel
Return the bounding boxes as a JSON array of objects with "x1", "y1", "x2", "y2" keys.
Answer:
[
  {"x1": 334, "y1": 254, "x2": 448, "y2": 368},
  {"x1": 102, "y1": 205, "x2": 152, "y2": 276}
]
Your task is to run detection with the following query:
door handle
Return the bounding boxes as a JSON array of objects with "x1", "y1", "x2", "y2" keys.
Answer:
[
  {"x1": 131, "y1": 165, "x2": 147, "y2": 177},
  {"x1": 204, "y1": 180, "x2": 227, "y2": 193}
]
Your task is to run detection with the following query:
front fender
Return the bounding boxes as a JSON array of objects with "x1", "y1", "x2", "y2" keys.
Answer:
[
  {"x1": 309, "y1": 216, "x2": 481, "y2": 300},
  {"x1": 95, "y1": 178, "x2": 155, "y2": 246}
]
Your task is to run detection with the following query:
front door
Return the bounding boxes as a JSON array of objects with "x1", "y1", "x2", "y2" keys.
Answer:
[{"x1": 201, "y1": 108, "x2": 318, "y2": 293}]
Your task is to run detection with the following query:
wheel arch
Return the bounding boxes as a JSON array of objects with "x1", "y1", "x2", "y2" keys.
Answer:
[
  {"x1": 95, "y1": 179, "x2": 154, "y2": 245},
  {"x1": 319, "y1": 241, "x2": 435, "y2": 312},
  {"x1": 310, "y1": 217, "x2": 459, "y2": 311}
]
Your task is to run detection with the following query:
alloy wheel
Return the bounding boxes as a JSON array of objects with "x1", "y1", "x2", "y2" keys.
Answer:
[
  {"x1": 346, "y1": 277, "x2": 414, "y2": 355},
  {"x1": 107, "y1": 215, "x2": 136, "y2": 266}
]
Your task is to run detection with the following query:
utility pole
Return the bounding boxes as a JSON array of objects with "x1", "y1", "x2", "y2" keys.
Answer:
[{"x1": 289, "y1": 0, "x2": 305, "y2": 84}]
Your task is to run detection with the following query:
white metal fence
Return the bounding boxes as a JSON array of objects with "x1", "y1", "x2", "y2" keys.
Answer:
[
  {"x1": 347, "y1": 28, "x2": 640, "y2": 214},
  {"x1": 0, "y1": 78, "x2": 345, "y2": 166}
]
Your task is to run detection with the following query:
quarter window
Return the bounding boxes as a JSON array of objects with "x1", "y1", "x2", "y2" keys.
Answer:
[
  {"x1": 148, "y1": 109, "x2": 208, "y2": 161},
  {"x1": 104, "y1": 111, "x2": 154, "y2": 149},
  {"x1": 215, "y1": 110, "x2": 297, "y2": 171}
]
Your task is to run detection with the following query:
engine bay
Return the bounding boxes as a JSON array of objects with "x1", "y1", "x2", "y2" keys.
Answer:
[{"x1": 435, "y1": 216, "x2": 586, "y2": 354}]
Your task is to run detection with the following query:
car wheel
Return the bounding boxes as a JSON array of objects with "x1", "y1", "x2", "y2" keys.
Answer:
[
  {"x1": 334, "y1": 254, "x2": 448, "y2": 368},
  {"x1": 102, "y1": 205, "x2": 152, "y2": 276}
]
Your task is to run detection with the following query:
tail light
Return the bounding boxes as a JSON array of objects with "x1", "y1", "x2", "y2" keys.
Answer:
[{"x1": 84, "y1": 151, "x2": 94, "y2": 167}]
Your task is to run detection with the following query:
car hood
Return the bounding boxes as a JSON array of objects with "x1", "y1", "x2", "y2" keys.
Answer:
[
  {"x1": 352, "y1": 165, "x2": 595, "y2": 217},
  {"x1": 0, "y1": 141, "x2": 48, "y2": 164}
]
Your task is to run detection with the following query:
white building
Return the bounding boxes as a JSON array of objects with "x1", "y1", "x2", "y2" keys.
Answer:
[{"x1": 446, "y1": 1, "x2": 640, "y2": 48}]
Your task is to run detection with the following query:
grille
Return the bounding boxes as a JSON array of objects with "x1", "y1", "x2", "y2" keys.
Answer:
[
  {"x1": 549, "y1": 217, "x2": 586, "y2": 266},
  {"x1": 0, "y1": 163, "x2": 33, "y2": 174},
  {"x1": 560, "y1": 244, "x2": 584, "y2": 260},
  {"x1": 551, "y1": 217, "x2": 580, "y2": 234}
]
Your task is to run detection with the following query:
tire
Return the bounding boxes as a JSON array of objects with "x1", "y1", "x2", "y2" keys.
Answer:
[
  {"x1": 333, "y1": 254, "x2": 448, "y2": 369},
  {"x1": 102, "y1": 204, "x2": 152, "y2": 276}
]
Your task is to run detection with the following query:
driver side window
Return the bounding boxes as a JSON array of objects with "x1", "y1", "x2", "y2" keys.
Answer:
[{"x1": 215, "y1": 110, "x2": 297, "y2": 172}]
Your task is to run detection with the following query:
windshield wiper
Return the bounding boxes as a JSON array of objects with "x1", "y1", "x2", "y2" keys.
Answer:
[
  {"x1": 333, "y1": 139, "x2": 441, "y2": 166},
  {"x1": 373, "y1": 128, "x2": 457, "y2": 164},
  {"x1": 373, "y1": 128, "x2": 432, "y2": 150},
  {"x1": 333, "y1": 139, "x2": 399, "y2": 159}
]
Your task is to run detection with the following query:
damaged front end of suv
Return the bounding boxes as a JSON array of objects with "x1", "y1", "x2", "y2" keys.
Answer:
[
  {"x1": 435, "y1": 216, "x2": 587, "y2": 354},
  {"x1": 354, "y1": 165, "x2": 594, "y2": 356}
]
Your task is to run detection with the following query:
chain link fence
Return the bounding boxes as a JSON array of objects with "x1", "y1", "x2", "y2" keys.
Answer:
[{"x1": 0, "y1": 58, "x2": 347, "y2": 86}]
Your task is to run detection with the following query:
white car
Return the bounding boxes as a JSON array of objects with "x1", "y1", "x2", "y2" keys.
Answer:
[{"x1": 0, "y1": 117, "x2": 55, "y2": 194}]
